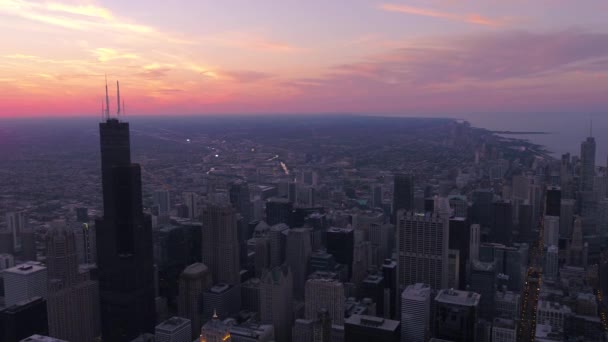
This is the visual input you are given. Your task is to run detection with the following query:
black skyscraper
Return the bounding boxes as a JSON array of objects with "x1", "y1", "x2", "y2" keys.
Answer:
[
  {"x1": 95, "y1": 117, "x2": 155, "y2": 342},
  {"x1": 393, "y1": 173, "x2": 414, "y2": 216},
  {"x1": 326, "y1": 227, "x2": 354, "y2": 277},
  {"x1": 265, "y1": 197, "x2": 293, "y2": 226},
  {"x1": 0, "y1": 297, "x2": 48, "y2": 342},
  {"x1": 491, "y1": 200, "x2": 513, "y2": 245},
  {"x1": 546, "y1": 186, "x2": 561, "y2": 217}
]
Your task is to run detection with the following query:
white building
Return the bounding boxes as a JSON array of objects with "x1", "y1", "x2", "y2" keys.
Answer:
[
  {"x1": 537, "y1": 300, "x2": 572, "y2": 330},
  {"x1": 543, "y1": 216, "x2": 560, "y2": 247},
  {"x1": 155, "y1": 317, "x2": 192, "y2": 342},
  {"x1": 492, "y1": 318, "x2": 517, "y2": 342},
  {"x1": 4, "y1": 262, "x2": 47, "y2": 307},
  {"x1": 401, "y1": 283, "x2": 431, "y2": 342},
  {"x1": 545, "y1": 245, "x2": 559, "y2": 280},
  {"x1": 305, "y1": 277, "x2": 345, "y2": 325}
]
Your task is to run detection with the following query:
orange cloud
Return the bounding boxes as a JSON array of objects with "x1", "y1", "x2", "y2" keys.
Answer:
[{"x1": 380, "y1": 3, "x2": 505, "y2": 27}]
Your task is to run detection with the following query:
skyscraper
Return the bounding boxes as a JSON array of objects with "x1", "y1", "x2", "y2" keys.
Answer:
[
  {"x1": 305, "y1": 277, "x2": 345, "y2": 325},
  {"x1": 4, "y1": 263, "x2": 47, "y2": 307},
  {"x1": 45, "y1": 221, "x2": 101, "y2": 342},
  {"x1": 95, "y1": 109, "x2": 156, "y2": 341},
  {"x1": 201, "y1": 205, "x2": 241, "y2": 285},
  {"x1": 286, "y1": 228, "x2": 312, "y2": 299},
  {"x1": 545, "y1": 245, "x2": 559, "y2": 280},
  {"x1": 326, "y1": 227, "x2": 354, "y2": 277},
  {"x1": 260, "y1": 265, "x2": 293, "y2": 342},
  {"x1": 177, "y1": 263, "x2": 212, "y2": 339},
  {"x1": 433, "y1": 289, "x2": 480, "y2": 342},
  {"x1": 0, "y1": 297, "x2": 49, "y2": 342},
  {"x1": 492, "y1": 200, "x2": 513, "y2": 245},
  {"x1": 396, "y1": 211, "x2": 449, "y2": 290},
  {"x1": 392, "y1": 173, "x2": 414, "y2": 217},
  {"x1": 154, "y1": 317, "x2": 192, "y2": 342},
  {"x1": 344, "y1": 315, "x2": 400, "y2": 342},
  {"x1": 545, "y1": 186, "x2": 561, "y2": 217},
  {"x1": 5, "y1": 211, "x2": 27, "y2": 252},
  {"x1": 401, "y1": 283, "x2": 431, "y2": 342},
  {"x1": 265, "y1": 198, "x2": 293, "y2": 226},
  {"x1": 580, "y1": 136, "x2": 596, "y2": 192}
]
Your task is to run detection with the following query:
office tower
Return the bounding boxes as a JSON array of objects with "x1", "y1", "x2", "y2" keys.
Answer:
[
  {"x1": 401, "y1": 283, "x2": 431, "y2": 342},
  {"x1": 20, "y1": 229, "x2": 36, "y2": 261},
  {"x1": 200, "y1": 312, "x2": 231, "y2": 342},
  {"x1": 75, "y1": 207, "x2": 89, "y2": 223},
  {"x1": 326, "y1": 227, "x2": 354, "y2": 277},
  {"x1": 0, "y1": 297, "x2": 48, "y2": 342},
  {"x1": 265, "y1": 198, "x2": 293, "y2": 226},
  {"x1": 433, "y1": 289, "x2": 480, "y2": 342},
  {"x1": 471, "y1": 189, "x2": 493, "y2": 227},
  {"x1": 381, "y1": 259, "x2": 397, "y2": 319},
  {"x1": 492, "y1": 318, "x2": 517, "y2": 342},
  {"x1": 155, "y1": 317, "x2": 191, "y2": 342},
  {"x1": 543, "y1": 215, "x2": 560, "y2": 247},
  {"x1": 46, "y1": 222, "x2": 101, "y2": 342},
  {"x1": 373, "y1": 185, "x2": 383, "y2": 208},
  {"x1": 351, "y1": 240, "x2": 372, "y2": 287},
  {"x1": 449, "y1": 217, "x2": 470, "y2": 289},
  {"x1": 241, "y1": 278, "x2": 261, "y2": 312},
  {"x1": 95, "y1": 114, "x2": 156, "y2": 342},
  {"x1": 248, "y1": 236, "x2": 271, "y2": 276},
  {"x1": 469, "y1": 223, "x2": 480, "y2": 262},
  {"x1": 0, "y1": 253, "x2": 15, "y2": 269},
  {"x1": 448, "y1": 195, "x2": 468, "y2": 218},
  {"x1": 546, "y1": 186, "x2": 561, "y2": 216},
  {"x1": 492, "y1": 200, "x2": 513, "y2": 244},
  {"x1": 292, "y1": 319, "x2": 314, "y2": 342},
  {"x1": 495, "y1": 289, "x2": 520, "y2": 319},
  {"x1": 5, "y1": 211, "x2": 27, "y2": 251},
  {"x1": 268, "y1": 223, "x2": 288, "y2": 267},
  {"x1": 19, "y1": 335, "x2": 68, "y2": 342},
  {"x1": 568, "y1": 217, "x2": 588, "y2": 268},
  {"x1": 517, "y1": 201, "x2": 534, "y2": 243},
  {"x1": 286, "y1": 228, "x2": 312, "y2": 299},
  {"x1": 178, "y1": 263, "x2": 212, "y2": 339},
  {"x1": 393, "y1": 173, "x2": 414, "y2": 216},
  {"x1": 469, "y1": 260, "x2": 496, "y2": 320},
  {"x1": 4, "y1": 263, "x2": 47, "y2": 307},
  {"x1": 182, "y1": 191, "x2": 200, "y2": 220},
  {"x1": 305, "y1": 277, "x2": 345, "y2": 325},
  {"x1": 396, "y1": 211, "x2": 449, "y2": 290},
  {"x1": 260, "y1": 266, "x2": 293, "y2": 342},
  {"x1": 560, "y1": 199, "x2": 575, "y2": 239},
  {"x1": 313, "y1": 309, "x2": 332, "y2": 342},
  {"x1": 580, "y1": 136, "x2": 596, "y2": 192},
  {"x1": 154, "y1": 190, "x2": 171, "y2": 215},
  {"x1": 72, "y1": 221, "x2": 96, "y2": 264},
  {"x1": 201, "y1": 205, "x2": 241, "y2": 285},
  {"x1": 447, "y1": 249, "x2": 459, "y2": 289},
  {"x1": 344, "y1": 315, "x2": 400, "y2": 342},
  {"x1": 0, "y1": 228, "x2": 14, "y2": 254},
  {"x1": 368, "y1": 223, "x2": 392, "y2": 266},
  {"x1": 361, "y1": 274, "x2": 384, "y2": 312},
  {"x1": 230, "y1": 181, "x2": 252, "y2": 220},
  {"x1": 545, "y1": 245, "x2": 559, "y2": 280},
  {"x1": 202, "y1": 283, "x2": 241, "y2": 320}
]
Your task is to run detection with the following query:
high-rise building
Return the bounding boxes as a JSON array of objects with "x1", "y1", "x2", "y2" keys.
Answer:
[
  {"x1": 20, "y1": 229, "x2": 36, "y2": 261},
  {"x1": 95, "y1": 115, "x2": 156, "y2": 341},
  {"x1": 580, "y1": 136, "x2": 596, "y2": 192},
  {"x1": 45, "y1": 221, "x2": 101, "y2": 342},
  {"x1": 154, "y1": 190, "x2": 171, "y2": 215},
  {"x1": 344, "y1": 315, "x2": 400, "y2": 342},
  {"x1": 201, "y1": 205, "x2": 241, "y2": 285},
  {"x1": 492, "y1": 318, "x2": 517, "y2": 342},
  {"x1": 268, "y1": 223, "x2": 288, "y2": 267},
  {"x1": 19, "y1": 335, "x2": 68, "y2": 342},
  {"x1": 469, "y1": 260, "x2": 496, "y2": 320},
  {"x1": 265, "y1": 198, "x2": 293, "y2": 226},
  {"x1": 449, "y1": 217, "x2": 471, "y2": 289},
  {"x1": 560, "y1": 199, "x2": 575, "y2": 239},
  {"x1": 492, "y1": 200, "x2": 513, "y2": 245},
  {"x1": 182, "y1": 191, "x2": 200, "y2": 220},
  {"x1": 373, "y1": 185, "x2": 383, "y2": 208},
  {"x1": 313, "y1": 309, "x2": 332, "y2": 342},
  {"x1": 368, "y1": 223, "x2": 392, "y2": 266},
  {"x1": 177, "y1": 263, "x2": 212, "y2": 339},
  {"x1": 396, "y1": 211, "x2": 449, "y2": 290},
  {"x1": 202, "y1": 283, "x2": 241, "y2": 321},
  {"x1": 286, "y1": 228, "x2": 312, "y2": 299},
  {"x1": 433, "y1": 289, "x2": 480, "y2": 342},
  {"x1": 545, "y1": 186, "x2": 561, "y2": 217},
  {"x1": 0, "y1": 297, "x2": 48, "y2": 342},
  {"x1": 5, "y1": 211, "x2": 27, "y2": 252},
  {"x1": 155, "y1": 317, "x2": 192, "y2": 342},
  {"x1": 543, "y1": 215, "x2": 560, "y2": 247},
  {"x1": 260, "y1": 266, "x2": 293, "y2": 342},
  {"x1": 401, "y1": 283, "x2": 431, "y2": 342},
  {"x1": 4, "y1": 263, "x2": 47, "y2": 307},
  {"x1": 292, "y1": 319, "x2": 314, "y2": 342},
  {"x1": 305, "y1": 277, "x2": 345, "y2": 325},
  {"x1": 381, "y1": 259, "x2": 397, "y2": 319},
  {"x1": 72, "y1": 221, "x2": 96, "y2": 265},
  {"x1": 471, "y1": 189, "x2": 493, "y2": 227},
  {"x1": 200, "y1": 313, "x2": 231, "y2": 342},
  {"x1": 393, "y1": 173, "x2": 414, "y2": 217},
  {"x1": 568, "y1": 217, "x2": 588, "y2": 268},
  {"x1": 326, "y1": 227, "x2": 354, "y2": 277},
  {"x1": 545, "y1": 245, "x2": 559, "y2": 280}
]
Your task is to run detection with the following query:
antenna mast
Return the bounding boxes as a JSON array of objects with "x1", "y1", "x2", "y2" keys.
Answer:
[
  {"x1": 104, "y1": 75, "x2": 110, "y2": 120},
  {"x1": 116, "y1": 80, "x2": 121, "y2": 117}
]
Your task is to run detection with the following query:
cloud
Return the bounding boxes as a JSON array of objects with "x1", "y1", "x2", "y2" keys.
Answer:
[
  {"x1": 380, "y1": 3, "x2": 506, "y2": 27},
  {"x1": 200, "y1": 32, "x2": 300, "y2": 52},
  {"x1": 92, "y1": 48, "x2": 139, "y2": 62},
  {"x1": 221, "y1": 70, "x2": 274, "y2": 83},
  {"x1": 281, "y1": 29, "x2": 608, "y2": 112}
]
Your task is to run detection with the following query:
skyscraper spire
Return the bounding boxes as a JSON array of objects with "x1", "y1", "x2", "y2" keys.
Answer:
[
  {"x1": 116, "y1": 80, "x2": 121, "y2": 116},
  {"x1": 104, "y1": 75, "x2": 110, "y2": 119}
]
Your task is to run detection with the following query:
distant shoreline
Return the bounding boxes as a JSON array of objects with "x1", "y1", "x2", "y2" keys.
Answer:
[{"x1": 491, "y1": 130, "x2": 550, "y2": 135}]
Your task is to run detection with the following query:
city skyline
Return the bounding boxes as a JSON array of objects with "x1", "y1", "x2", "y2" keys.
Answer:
[{"x1": 1, "y1": 0, "x2": 608, "y2": 117}]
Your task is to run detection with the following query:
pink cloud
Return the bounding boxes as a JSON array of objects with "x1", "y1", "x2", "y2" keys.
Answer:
[{"x1": 380, "y1": 3, "x2": 508, "y2": 27}]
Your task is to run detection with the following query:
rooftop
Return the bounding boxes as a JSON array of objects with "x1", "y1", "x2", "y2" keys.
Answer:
[
  {"x1": 5, "y1": 263, "x2": 46, "y2": 275},
  {"x1": 155, "y1": 317, "x2": 191, "y2": 333},
  {"x1": 435, "y1": 288, "x2": 480, "y2": 307},
  {"x1": 402, "y1": 283, "x2": 431, "y2": 300},
  {"x1": 20, "y1": 335, "x2": 68, "y2": 342},
  {"x1": 345, "y1": 314, "x2": 400, "y2": 332}
]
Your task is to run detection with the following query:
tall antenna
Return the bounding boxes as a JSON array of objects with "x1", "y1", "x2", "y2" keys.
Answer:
[
  {"x1": 104, "y1": 75, "x2": 110, "y2": 119},
  {"x1": 101, "y1": 98, "x2": 104, "y2": 121},
  {"x1": 116, "y1": 80, "x2": 121, "y2": 117}
]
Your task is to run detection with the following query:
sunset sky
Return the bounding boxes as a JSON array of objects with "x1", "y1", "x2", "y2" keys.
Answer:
[{"x1": 1, "y1": 0, "x2": 608, "y2": 117}]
